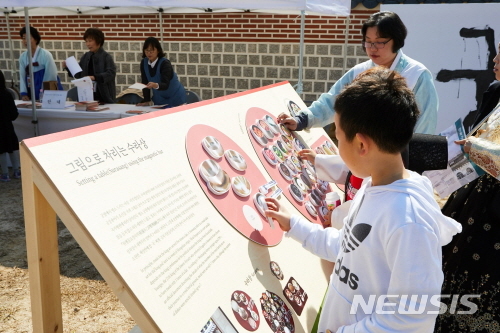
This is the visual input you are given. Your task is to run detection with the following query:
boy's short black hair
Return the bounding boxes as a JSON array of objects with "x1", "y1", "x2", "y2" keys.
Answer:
[
  {"x1": 83, "y1": 28, "x2": 105, "y2": 47},
  {"x1": 361, "y1": 11, "x2": 407, "y2": 53},
  {"x1": 334, "y1": 67, "x2": 420, "y2": 154},
  {"x1": 142, "y1": 37, "x2": 166, "y2": 59},
  {"x1": 19, "y1": 26, "x2": 41, "y2": 45}
]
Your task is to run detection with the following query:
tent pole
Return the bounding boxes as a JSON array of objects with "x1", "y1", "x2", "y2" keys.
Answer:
[
  {"x1": 158, "y1": 8, "x2": 164, "y2": 45},
  {"x1": 296, "y1": 10, "x2": 305, "y2": 95},
  {"x1": 343, "y1": 16, "x2": 350, "y2": 74},
  {"x1": 24, "y1": 7, "x2": 39, "y2": 137},
  {"x1": 5, "y1": 13, "x2": 18, "y2": 88}
]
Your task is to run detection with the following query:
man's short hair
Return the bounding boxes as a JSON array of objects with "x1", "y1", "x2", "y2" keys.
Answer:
[
  {"x1": 361, "y1": 11, "x2": 407, "y2": 53},
  {"x1": 83, "y1": 28, "x2": 105, "y2": 47},
  {"x1": 334, "y1": 67, "x2": 420, "y2": 154},
  {"x1": 19, "y1": 26, "x2": 41, "y2": 45}
]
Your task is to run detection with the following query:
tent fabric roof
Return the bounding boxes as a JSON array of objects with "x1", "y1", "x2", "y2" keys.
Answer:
[{"x1": 1, "y1": 0, "x2": 351, "y2": 16}]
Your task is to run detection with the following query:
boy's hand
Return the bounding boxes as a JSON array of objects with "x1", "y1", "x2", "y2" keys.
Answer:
[
  {"x1": 264, "y1": 197, "x2": 292, "y2": 231},
  {"x1": 298, "y1": 149, "x2": 316, "y2": 165},
  {"x1": 276, "y1": 113, "x2": 298, "y2": 130}
]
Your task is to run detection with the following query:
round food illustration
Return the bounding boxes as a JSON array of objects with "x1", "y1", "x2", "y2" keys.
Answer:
[
  {"x1": 202, "y1": 136, "x2": 224, "y2": 159},
  {"x1": 278, "y1": 163, "x2": 293, "y2": 181},
  {"x1": 287, "y1": 100, "x2": 302, "y2": 116},
  {"x1": 260, "y1": 290, "x2": 294, "y2": 333},
  {"x1": 276, "y1": 140, "x2": 289, "y2": 155},
  {"x1": 285, "y1": 158, "x2": 298, "y2": 174},
  {"x1": 262, "y1": 147, "x2": 278, "y2": 166},
  {"x1": 199, "y1": 159, "x2": 222, "y2": 183},
  {"x1": 289, "y1": 184, "x2": 304, "y2": 202},
  {"x1": 290, "y1": 156, "x2": 301, "y2": 171},
  {"x1": 264, "y1": 115, "x2": 280, "y2": 135},
  {"x1": 253, "y1": 192, "x2": 268, "y2": 217},
  {"x1": 232, "y1": 176, "x2": 252, "y2": 197},
  {"x1": 272, "y1": 145, "x2": 285, "y2": 162},
  {"x1": 293, "y1": 138, "x2": 305, "y2": 151},
  {"x1": 309, "y1": 192, "x2": 321, "y2": 207},
  {"x1": 270, "y1": 261, "x2": 284, "y2": 280},
  {"x1": 207, "y1": 170, "x2": 231, "y2": 195},
  {"x1": 250, "y1": 124, "x2": 268, "y2": 146},
  {"x1": 257, "y1": 119, "x2": 274, "y2": 139},
  {"x1": 231, "y1": 290, "x2": 260, "y2": 331},
  {"x1": 279, "y1": 124, "x2": 293, "y2": 139},
  {"x1": 281, "y1": 135, "x2": 293, "y2": 150},
  {"x1": 316, "y1": 146, "x2": 325, "y2": 155},
  {"x1": 322, "y1": 144, "x2": 334, "y2": 155},
  {"x1": 300, "y1": 173, "x2": 312, "y2": 191},
  {"x1": 293, "y1": 176, "x2": 309, "y2": 194},
  {"x1": 305, "y1": 201, "x2": 318, "y2": 217},
  {"x1": 225, "y1": 149, "x2": 248, "y2": 171}
]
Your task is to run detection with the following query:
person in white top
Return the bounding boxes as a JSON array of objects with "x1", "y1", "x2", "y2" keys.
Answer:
[{"x1": 265, "y1": 67, "x2": 461, "y2": 333}]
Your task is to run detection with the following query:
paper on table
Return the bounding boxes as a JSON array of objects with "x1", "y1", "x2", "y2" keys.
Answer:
[
  {"x1": 129, "y1": 83, "x2": 148, "y2": 90},
  {"x1": 71, "y1": 76, "x2": 93, "y2": 102},
  {"x1": 65, "y1": 56, "x2": 82, "y2": 77},
  {"x1": 423, "y1": 118, "x2": 484, "y2": 198}
]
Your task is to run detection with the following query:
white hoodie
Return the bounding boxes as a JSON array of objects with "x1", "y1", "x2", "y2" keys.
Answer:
[{"x1": 287, "y1": 171, "x2": 461, "y2": 333}]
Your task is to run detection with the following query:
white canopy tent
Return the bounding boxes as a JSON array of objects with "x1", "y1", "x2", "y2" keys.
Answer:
[
  {"x1": 1, "y1": 0, "x2": 350, "y2": 136},
  {"x1": 1, "y1": 1, "x2": 350, "y2": 16}
]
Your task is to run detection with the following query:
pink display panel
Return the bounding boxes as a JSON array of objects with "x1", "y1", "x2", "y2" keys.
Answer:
[{"x1": 186, "y1": 124, "x2": 284, "y2": 246}]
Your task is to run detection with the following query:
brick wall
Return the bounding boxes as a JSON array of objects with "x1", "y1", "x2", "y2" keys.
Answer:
[{"x1": 0, "y1": 7, "x2": 377, "y2": 101}]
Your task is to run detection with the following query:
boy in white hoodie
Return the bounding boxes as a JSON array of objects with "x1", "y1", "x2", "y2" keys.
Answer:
[{"x1": 265, "y1": 67, "x2": 462, "y2": 333}]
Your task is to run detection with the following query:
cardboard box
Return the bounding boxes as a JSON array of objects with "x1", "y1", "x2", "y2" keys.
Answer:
[{"x1": 43, "y1": 81, "x2": 59, "y2": 91}]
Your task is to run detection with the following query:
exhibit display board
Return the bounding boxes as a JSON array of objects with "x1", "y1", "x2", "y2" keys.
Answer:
[{"x1": 22, "y1": 82, "x2": 341, "y2": 332}]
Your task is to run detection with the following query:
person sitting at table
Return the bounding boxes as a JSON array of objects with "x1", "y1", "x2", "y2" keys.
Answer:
[
  {"x1": 19, "y1": 26, "x2": 62, "y2": 101},
  {"x1": 136, "y1": 37, "x2": 186, "y2": 107},
  {"x1": 63, "y1": 28, "x2": 116, "y2": 104}
]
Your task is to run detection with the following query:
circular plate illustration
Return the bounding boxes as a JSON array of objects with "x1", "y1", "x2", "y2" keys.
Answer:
[
  {"x1": 285, "y1": 98, "x2": 302, "y2": 117},
  {"x1": 260, "y1": 290, "x2": 295, "y2": 333},
  {"x1": 231, "y1": 290, "x2": 260, "y2": 331},
  {"x1": 270, "y1": 261, "x2": 284, "y2": 280},
  {"x1": 187, "y1": 124, "x2": 283, "y2": 246}
]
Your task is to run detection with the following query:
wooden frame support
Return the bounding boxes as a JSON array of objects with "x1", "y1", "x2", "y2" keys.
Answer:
[{"x1": 22, "y1": 144, "x2": 63, "y2": 333}]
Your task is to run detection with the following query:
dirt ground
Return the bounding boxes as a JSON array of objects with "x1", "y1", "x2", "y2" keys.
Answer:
[{"x1": 0, "y1": 178, "x2": 136, "y2": 333}]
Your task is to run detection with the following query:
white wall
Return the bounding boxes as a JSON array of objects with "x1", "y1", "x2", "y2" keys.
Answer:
[{"x1": 382, "y1": 3, "x2": 500, "y2": 133}]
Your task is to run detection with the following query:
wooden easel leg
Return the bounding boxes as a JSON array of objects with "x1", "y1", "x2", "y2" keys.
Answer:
[{"x1": 22, "y1": 146, "x2": 63, "y2": 333}]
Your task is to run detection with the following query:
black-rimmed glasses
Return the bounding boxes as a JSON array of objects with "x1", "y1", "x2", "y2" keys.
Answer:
[{"x1": 363, "y1": 39, "x2": 392, "y2": 50}]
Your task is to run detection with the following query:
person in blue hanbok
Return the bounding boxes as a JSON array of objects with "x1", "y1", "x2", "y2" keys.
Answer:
[{"x1": 19, "y1": 26, "x2": 62, "y2": 101}]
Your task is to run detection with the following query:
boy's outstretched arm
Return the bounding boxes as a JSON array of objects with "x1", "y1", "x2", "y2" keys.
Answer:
[{"x1": 265, "y1": 197, "x2": 341, "y2": 262}]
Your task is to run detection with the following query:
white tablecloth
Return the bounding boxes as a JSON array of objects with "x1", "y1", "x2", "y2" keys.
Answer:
[{"x1": 14, "y1": 101, "x2": 159, "y2": 141}]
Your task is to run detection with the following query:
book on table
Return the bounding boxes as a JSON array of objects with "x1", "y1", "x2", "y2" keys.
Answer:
[
  {"x1": 17, "y1": 102, "x2": 42, "y2": 109},
  {"x1": 74, "y1": 101, "x2": 99, "y2": 111},
  {"x1": 86, "y1": 106, "x2": 110, "y2": 112}
]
